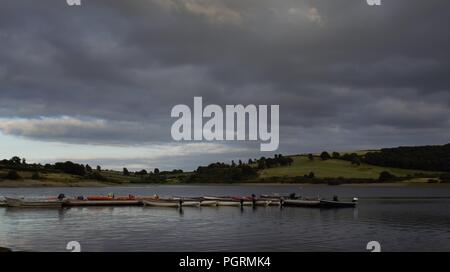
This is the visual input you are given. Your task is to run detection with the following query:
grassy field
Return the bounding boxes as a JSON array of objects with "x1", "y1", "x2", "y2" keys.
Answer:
[
  {"x1": 0, "y1": 153, "x2": 445, "y2": 187},
  {"x1": 259, "y1": 155, "x2": 441, "y2": 179}
]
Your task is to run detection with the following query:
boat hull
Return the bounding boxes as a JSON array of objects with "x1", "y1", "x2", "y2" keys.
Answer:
[
  {"x1": 197, "y1": 200, "x2": 216, "y2": 206},
  {"x1": 182, "y1": 201, "x2": 201, "y2": 207},
  {"x1": 143, "y1": 200, "x2": 181, "y2": 208},
  {"x1": 319, "y1": 200, "x2": 357, "y2": 208},
  {"x1": 64, "y1": 200, "x2": 142, "y2": 207},
  {"x1": 283, "y1": 199, "x2": 321, "y2": 207},
  {"x1": 5, "y1": 197, "x2": 63, "y2": 208}
]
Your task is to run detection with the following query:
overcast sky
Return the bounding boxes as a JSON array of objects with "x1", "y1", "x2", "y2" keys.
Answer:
[{"x1": 0, "y1": 0, "x2": 449, "y2": 170}]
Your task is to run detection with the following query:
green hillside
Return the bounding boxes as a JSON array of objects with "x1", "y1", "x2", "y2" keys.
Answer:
[{"x1": 259, "y1": 155, "x2": 441, "y2": 179}]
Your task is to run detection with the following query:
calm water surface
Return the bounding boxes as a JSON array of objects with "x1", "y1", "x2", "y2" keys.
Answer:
[{"x1": 1, "y1": 185, "x2": 449, "y2": 252}]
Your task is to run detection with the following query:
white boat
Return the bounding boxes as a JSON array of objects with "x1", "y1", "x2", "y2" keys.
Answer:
[
  {"x1": 64, "y1": 200, "x2": 142, "y2": 207},
  {"x1": 5, "y1": 197, "x2": 63, "y2": 208},
  {"x1": 199, "y1": 200, "x2": 218, "y2": 206},
  {"x1": 142, "y1": 200, "x2": 181, "y2": 208},
  {"x1": 216, "y1": 200, "x2": 254, "y2": 206},
  {"x1": 254, "y1": 200, "x2": 272, "y2": 206},
  {"x1": 181, "y1": 201, "x2": 201, "y2": 207}
]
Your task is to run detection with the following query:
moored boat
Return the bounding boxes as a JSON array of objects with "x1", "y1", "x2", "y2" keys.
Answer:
[
  {"x1": 86, "y1": 196, "x2": 114, "y2": 201},
  {"x1": 181, "y1": 201, "x2": 201, "y2": 207},
  {"x1": 142, "y1": 200, "x2": 181, "y2": 208},
  {"x1": 63, "y1": 199, "x2": 142, "y2": 207},
  {"x1": 203, "y1": 196, "x2": 232, "y2": 201},
  {"x1": 216, "y1": 201, "x2": 243, "y2": 207},
  {"x1": 5, "y1": 197, "x2": 63, "y2": 208},
  {"x1": 199, "y1": 200, "x2": 218, "y2": 206},
  {"x1": 319, "y1": 199, "x2": 357, "y2": 208},
  {"x1": 254, "y1": 200, "x2": 272, "y2": 206},
  {"x1": 283, "y1": 199, "x2": 321, "y2": 207}
]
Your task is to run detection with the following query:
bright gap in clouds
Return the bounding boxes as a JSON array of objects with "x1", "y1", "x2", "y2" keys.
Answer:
[{"x1": 0, "y1": 131, "x2": 245, "y2": 171}]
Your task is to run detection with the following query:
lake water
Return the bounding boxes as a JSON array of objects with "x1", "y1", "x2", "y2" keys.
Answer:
[{"x1": 1, "y1": 185, "x2": 450, "y2": 252}]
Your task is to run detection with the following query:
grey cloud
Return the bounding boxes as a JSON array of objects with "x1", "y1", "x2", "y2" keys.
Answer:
[{"x1": 0, "y1": 0, "x2": 449, "y2": 167}]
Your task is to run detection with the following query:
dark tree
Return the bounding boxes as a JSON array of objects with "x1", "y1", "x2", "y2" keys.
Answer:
[
  {"x1": 351, "y1": 157, "x2": 361, "y2": 166},
  {"x1": 136, "y1": 169, "x2": 148, "y2": 175},
  {"x1": 364, "y1": 144, "x2": 450, "y2": 172},
  {"x1": 96, "y1": 165, "x2": 101, "y2": 172},
  {"x1": 308, "y1": 154, "x2": 314, "y2": 161},
  {"x1": 320, "y1": 152, "x2": 331, "y2": 161},
  {"x1": 54, "y1": 161, "x2": 86, "y2": 176},
  {"x1": 123, "y1": 168, "x2": 130, "y2": 176},
  {"x1": 379, "y1": 171, "x2": 396, "y2": 182},
  {"x1": 332, "y1": 152, "x2": 341, "y2": 159},
  {"x1": 154, "y1": 168, "x2": 160, "y2": 174},
  {"x1": 5, "y1": 170, "x2": 21, "y2": 180},
  {"x1": 231, "y1": 160, "x2": 236, "y2": 168},
  {"x1": 238, "y1": 160, "x2": 243, "y2": 166},
  {"x1": 31, "y1": 172, "x2": 40, "y2": 180},
  {"x1": 257, "y1": 160, "x2": 266, "y2": 170},
  {"x1": 308, "y1": 172, "x2": 315, "y2": 178},
  {"x1": 248, "y1": 159, "x2": 253, "y2": 164},
  {"x1": 86, "y1": 164, "x2": 93, "y2": 172},
  {"x1": 10, "y1": 156, "x2": 21, "y2": 165}
]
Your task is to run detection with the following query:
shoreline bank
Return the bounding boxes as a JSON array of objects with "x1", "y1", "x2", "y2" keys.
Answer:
[{"x1": 1, "y1": 180, "x2": 449, "y2": 188}]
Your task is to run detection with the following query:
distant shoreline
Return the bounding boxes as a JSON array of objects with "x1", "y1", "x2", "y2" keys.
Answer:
[{"x1": 1, "y1": 180, "x2": 449, "y2": 188}]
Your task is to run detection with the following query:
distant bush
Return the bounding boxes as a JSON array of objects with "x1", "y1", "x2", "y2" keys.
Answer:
[
  {"x1": 87, "y1": 171, "x2": 106, "y2": 181},
  {"x1": 379, "y1": 171, "x2": 396, "y2": 182},
  {"x1": 5, "y1": 170, "x2": 21, "y2": 180},
  {"x1": 31, "y1": 172, "x2": 40, "y2": 180},
  {"x1": 54, "y1": 161, "x2": 86, "y2": 176},
  {"x1": 332, "y1": 152, "x2": 341, "y2": 159},
  {"x1": 320, "y1": 152, "x2": 331, "y2": 161},
  {"x1": 440, "y1": 173, "x2": 450, "y2": 183}
]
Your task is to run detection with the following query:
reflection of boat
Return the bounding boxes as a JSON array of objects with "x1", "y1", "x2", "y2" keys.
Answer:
[
  {"x1": 5, "y1": 197, "x2": 63, "y2": 208},
  {"x1": 319, "y1": 199, "x2": 357, "y2": 208},
  {"x1": 283, "y1": 199, "x2": 321, "y2": 207},
  {"x1": 0, "y1": 200, "x2": 7, "y2": 207}
]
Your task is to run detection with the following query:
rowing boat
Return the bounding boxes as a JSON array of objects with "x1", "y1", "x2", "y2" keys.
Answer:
[
  {"x1": 181, "y1": 201, "x2": 201, "y2": 207},
  {"x1": 199, "y1": 200, "x2": 218, "y2": 206},
  {"x1": 319, "y1": 199, "x2": 357, "y2": 208},
  {"x1": 4, "y1": 197, "x2": 63, "y2": 208},
  {"x1": 142, "y1": 200, "x2": 181, "y2": 208},
  {"x1": 254, "y1": 200, "x2": 272, "y2": 206},
  {"x1": 216, "y1": 201, "x2": 243, "y2": 206},
  {"x1": 283, "y1": 199, "x2": 321, "y2": 207},
  {"x1": 203, "y1": 196, "x2": 232, "y2": 201},
  {"x1": 63, "y1": 200, "x2": 142, "y2": 207}
]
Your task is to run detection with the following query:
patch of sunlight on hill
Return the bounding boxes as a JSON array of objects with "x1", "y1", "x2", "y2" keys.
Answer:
[{"x1": 259, "y1": 156, "x2": 440, "y2": 179}]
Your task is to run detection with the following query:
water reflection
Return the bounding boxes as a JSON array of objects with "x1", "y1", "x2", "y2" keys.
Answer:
[{"x1": 1, "y1": 185, "x2": 450, "y2": 252}]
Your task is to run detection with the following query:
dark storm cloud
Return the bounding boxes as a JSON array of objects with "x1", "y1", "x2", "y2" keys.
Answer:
[{"x1": 0, "y1": 0, "x2": 449, "y2": 162}]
